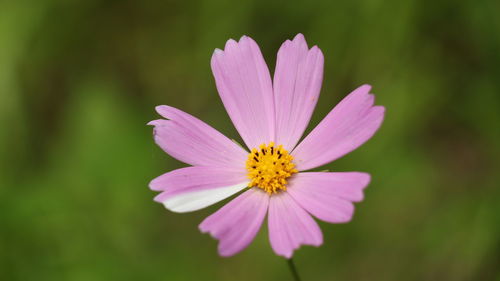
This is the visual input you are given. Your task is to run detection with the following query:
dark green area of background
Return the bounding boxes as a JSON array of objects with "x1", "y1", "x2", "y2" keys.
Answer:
[{"x1": 1, "y1": 0, "x2": 499, "y2": 280}]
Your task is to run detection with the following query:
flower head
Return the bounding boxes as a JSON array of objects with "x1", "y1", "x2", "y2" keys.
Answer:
[{"x1": 149, "y1": 34, "x2": 385, "y2": 258}]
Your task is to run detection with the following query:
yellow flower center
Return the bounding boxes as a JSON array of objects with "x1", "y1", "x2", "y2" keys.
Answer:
[{"x1": 246, "y1": 142, "x2": 298, "y2": 194}]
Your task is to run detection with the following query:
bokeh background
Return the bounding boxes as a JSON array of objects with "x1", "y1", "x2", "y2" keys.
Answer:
[{"x1": 1, "y1": 0, "x2": 499, "y2": 280}]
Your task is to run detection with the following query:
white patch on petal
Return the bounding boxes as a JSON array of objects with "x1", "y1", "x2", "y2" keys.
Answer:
[{"x1": 162, "y1": 182, "x2": 249, "y2": 213}]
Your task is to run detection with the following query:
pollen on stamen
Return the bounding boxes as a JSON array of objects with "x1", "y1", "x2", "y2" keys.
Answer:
[{"x1": 245, "y1": 142, "x2": 298, "y2": 194}]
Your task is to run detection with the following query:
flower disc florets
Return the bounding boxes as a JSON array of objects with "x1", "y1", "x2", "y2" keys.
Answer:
[{"x1": 246, "y1": 142, "x2": 298, "y2": 194}]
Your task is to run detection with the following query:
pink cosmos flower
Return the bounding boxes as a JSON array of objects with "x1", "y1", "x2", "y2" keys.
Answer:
[{"x1": 149, "y1": 34, "x2": 385, "y2": 258}]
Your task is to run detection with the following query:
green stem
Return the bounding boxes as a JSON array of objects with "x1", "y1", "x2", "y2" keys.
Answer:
[{"x1": 287, "y1": 258, "x2": 302, "y2": 281}]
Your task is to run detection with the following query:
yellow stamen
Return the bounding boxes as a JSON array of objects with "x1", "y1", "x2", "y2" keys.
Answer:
[{"x1": 245, "y1": 142, "x2": 298, "y2": 194}]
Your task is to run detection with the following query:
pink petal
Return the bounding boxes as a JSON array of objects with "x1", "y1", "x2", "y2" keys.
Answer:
[
  {"x1": 292, "y1": 85, "x2": 385, "y2": 171},
  {"x1": 286, "y1": 172, "x2": 370, "y2": 223},
  {"x1": 151, "y1": 166, "x2": 249, "y2": 213},
  {"x1": 199, "y1": 188, "x2": 269, "y2": 257},
  {"x1": 268, "y1": 192, "x2": 323, "y2": 258},
  {"x1": 148, "y1": 105, "x2": 248, "y2": 168},
  {"x1": 211, "y1": 36, "x2": 275, "y2": 150},
  {"x1": 274, "y1": 34, "x2": 324, "y2": 151},
  {"x1": 151, "y1": 165, "x2": 246, "y2": 195}
]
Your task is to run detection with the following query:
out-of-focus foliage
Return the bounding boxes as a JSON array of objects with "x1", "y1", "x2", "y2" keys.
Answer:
[{"x1": 1, "y1": 0, "x2": 499, "y2": 280}]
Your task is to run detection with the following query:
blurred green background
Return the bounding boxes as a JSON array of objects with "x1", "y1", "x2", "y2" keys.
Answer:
[{"x1": 1, "y1": 0, "x2": 499, "y2": 280}]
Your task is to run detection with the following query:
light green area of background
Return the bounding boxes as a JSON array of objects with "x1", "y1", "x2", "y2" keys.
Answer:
[{"x1": 1, "y1": 0, "x2": 499, "y2": 280}]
